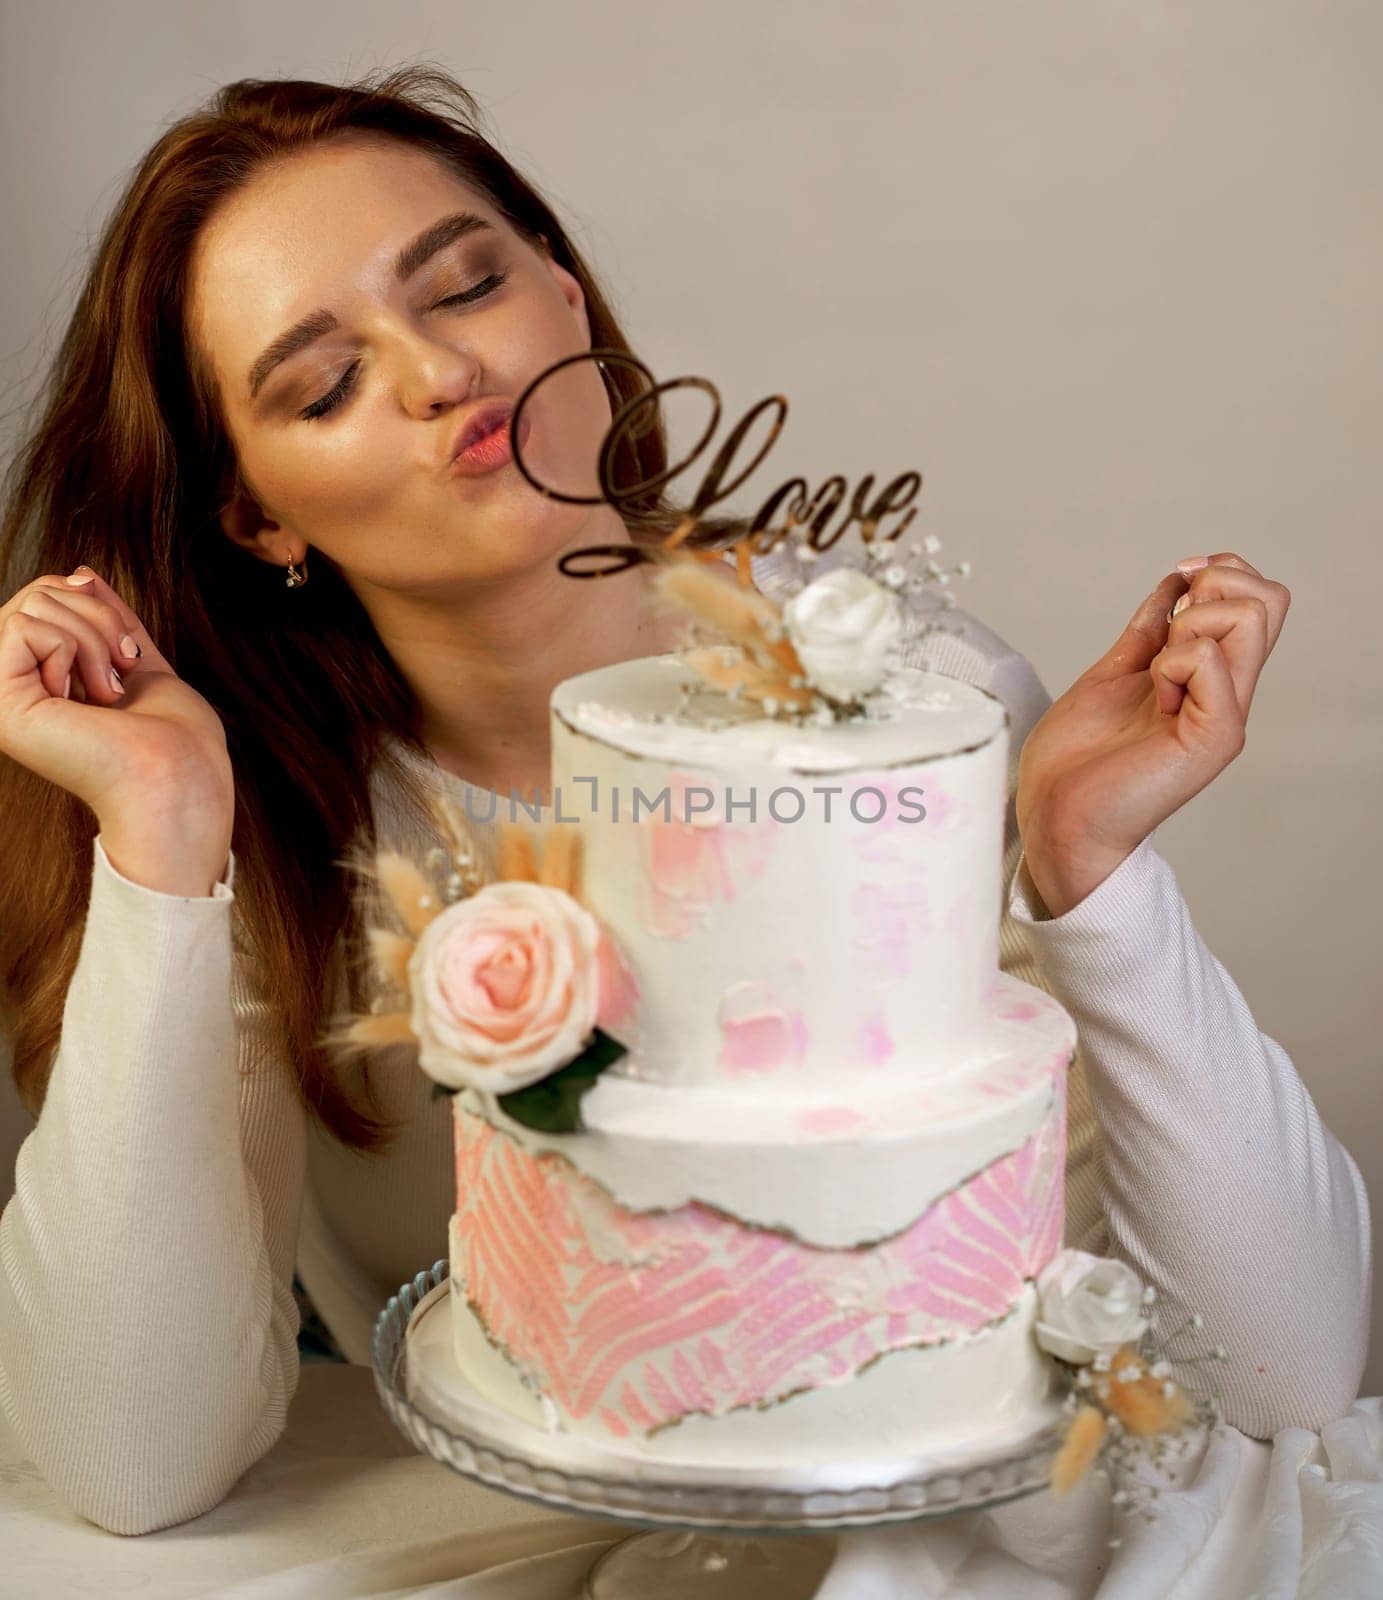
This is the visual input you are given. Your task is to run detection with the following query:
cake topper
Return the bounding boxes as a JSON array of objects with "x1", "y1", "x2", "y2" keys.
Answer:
[{"x1": 508, "y1": 349, "x2": 972, "y2": 722}]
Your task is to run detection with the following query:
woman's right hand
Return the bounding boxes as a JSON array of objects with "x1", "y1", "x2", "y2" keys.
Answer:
[{"x1": 0, "y1": 565, "x2": 235, "y2": 892}]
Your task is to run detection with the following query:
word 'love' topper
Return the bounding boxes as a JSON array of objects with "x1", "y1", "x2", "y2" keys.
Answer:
[{"x1": 507, "y1": 348, "x2": 922, "y2": 579}]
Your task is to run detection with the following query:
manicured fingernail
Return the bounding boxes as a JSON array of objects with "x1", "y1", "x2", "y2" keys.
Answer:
[
  {"x1": 62, "y1": 671, "x2": 71, "y2": 699},
  {"x1": 1176, "y1": 556, "x2": 1208, "y2": 573},
  {"x1": 108, "y1": 667, "x2": 124, "y2": 694},
  {"x1": 1171, "y1": 593, "x2": 1191, "y2": 618},
  {"x1": 65, "y1": 570, "x2": 95, "y2": 586},
  {"x1": 119, "y1": 633, "x2": 140, "y2": 659}
]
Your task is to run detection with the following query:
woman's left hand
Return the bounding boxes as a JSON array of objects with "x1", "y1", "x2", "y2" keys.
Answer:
[{"x1": 1016, "y1": 552, "x2": 1291, "y2": 917}]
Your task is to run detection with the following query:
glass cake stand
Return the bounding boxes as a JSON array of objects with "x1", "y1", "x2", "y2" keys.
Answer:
[{"x1": 373, "y1": 1262, "x2": 1068, "y2": 1598}]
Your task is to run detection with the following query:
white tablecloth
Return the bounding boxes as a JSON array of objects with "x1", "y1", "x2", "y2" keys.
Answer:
[{"x1": 2, "y1": 1367, "x2": 1379, "y2": 1598}]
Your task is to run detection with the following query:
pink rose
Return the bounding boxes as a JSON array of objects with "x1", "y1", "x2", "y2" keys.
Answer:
[{"x1": 408, "y1": 881, "x2": 603, "y2": 1094}]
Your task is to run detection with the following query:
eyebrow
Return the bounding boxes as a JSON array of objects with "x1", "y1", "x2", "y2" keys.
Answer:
[{"x1": 246, "y1": 210, "x2": 496, "y2": 402}]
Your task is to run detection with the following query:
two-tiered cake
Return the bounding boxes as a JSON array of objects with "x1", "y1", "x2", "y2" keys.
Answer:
[{"x1": 407, "y1": 651, "x2": 1078, "y2": 1476}]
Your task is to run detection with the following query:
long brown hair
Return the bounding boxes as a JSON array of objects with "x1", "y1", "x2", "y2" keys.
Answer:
[{"x1": 0, "y1": 64, "x2": 739, "y2": 1153}]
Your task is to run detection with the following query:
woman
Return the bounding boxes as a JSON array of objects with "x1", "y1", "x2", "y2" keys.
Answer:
[{"x1": 0, "y1": 66, "x2": 1369, "y2": 1535}]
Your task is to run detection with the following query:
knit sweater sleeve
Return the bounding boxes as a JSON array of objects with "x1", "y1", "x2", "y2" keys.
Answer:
[
  {"x1": 0, "y1": 836, "x2": 306, "y2": 1534},
  {"x1": 987, "y1": 648, "x2": 1372, "y2": 1438}
]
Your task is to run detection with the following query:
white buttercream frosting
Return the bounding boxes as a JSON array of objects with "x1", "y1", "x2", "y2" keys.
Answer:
[
  {"x1": 551, "y1": 655, "x2": 1005, "y2": 773},
  {"x1": 464, "y1": 973, "x2": 1076, "y2": 1247},
  {"x1": 547, "y1": 656, "x2": 1013, "y2": 1097}
]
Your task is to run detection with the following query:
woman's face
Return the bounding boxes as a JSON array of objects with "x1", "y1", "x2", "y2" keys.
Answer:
[{"x1": 188, "y1": 135, "x2": 616, "y2": 593}]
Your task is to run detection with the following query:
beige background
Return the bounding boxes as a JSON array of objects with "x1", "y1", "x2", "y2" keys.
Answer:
[{"x1": 1, "y1": 1, "x2": 1378, "y2": 1395}]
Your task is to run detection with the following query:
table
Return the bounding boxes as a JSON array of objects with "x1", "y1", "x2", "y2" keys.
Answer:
[{"x1": 2, "y1": 1367, "x2": 1379, "y2": 1597}]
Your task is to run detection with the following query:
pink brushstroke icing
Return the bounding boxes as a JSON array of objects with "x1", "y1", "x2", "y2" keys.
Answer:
[
  {"x1": 916, "y1": 784, "x2": 967, "y2": 833},
  {"x1": 861, "y1": 777, "x2": 933, "y2": 838},
  {"x1": 854, "y1": 778, "x2": 973, "y2": 867},
  {"x1": 717, "y1": 980, "x2": 809, "y2": 1075},
  {"x1": 859, "y1": 1012, "x2": 895, "y2": 1065},
  {"x1": 997, "y1": 996, "x2": 1043, "y2": 1023},
  {"x1": 635, "y1": 773, "x2": 776, "y2": 939},
  {"x1": 796, "y1": 1105, "x2": 867, "y2": 1135},
  {"x1": 852, "y1": 880, "x2": 929, "y2": 981},
  {"x1": 452, "y1": 1062, "x2": 1066, "y2": 1439},
  {"x1": 944, "y1": 891, "x2": 975, "y2": 944}
]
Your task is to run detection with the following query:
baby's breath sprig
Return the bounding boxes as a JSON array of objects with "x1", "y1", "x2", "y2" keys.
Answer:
[{"x1": 849, "y1": 526, "x2": 973, "y2": 612}]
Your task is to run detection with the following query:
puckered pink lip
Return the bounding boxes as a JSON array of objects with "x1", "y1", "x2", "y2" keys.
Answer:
[
  {"x1": 447, "y1": 406, "x2": 531, "y2": 477},
  {"x1": 448, "y1": 400, "x2": 513, "y2": 462}
]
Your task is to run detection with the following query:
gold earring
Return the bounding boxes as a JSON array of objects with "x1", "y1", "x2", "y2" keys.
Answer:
[{"x1": 285, "y1": 556, "x2": 307, "y2": 589}]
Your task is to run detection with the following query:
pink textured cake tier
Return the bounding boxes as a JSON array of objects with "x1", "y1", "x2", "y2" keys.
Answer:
[{"x1": 444, "y1": 1045, "x2": 1068, "y2": 1462}]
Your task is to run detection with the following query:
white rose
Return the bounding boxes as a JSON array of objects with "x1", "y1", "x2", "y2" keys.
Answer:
[
  {"x1": 408, "y1": 880, "x2": 602, "y2": 1095},
  {"x1": 782, "y1": 567, "x2": 904, "y2": 702},
  {"x1": 1033, "y1": 1249, "x2": 1147, "y2": 1366}
]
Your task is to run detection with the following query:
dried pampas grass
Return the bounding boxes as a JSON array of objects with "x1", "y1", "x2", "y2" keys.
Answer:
[
  {"x1": 652, "y1": 557, "x2": 781, "y2": 653},
  {"x1": 537, "y1": 822, "x2": 582, "y2": 897},
  {"x1": 498, "y1": 821, "x2": 539, "y2": 884},
  {"x1": 1096, "y1": 1345, "x2": 1193, "y2": 1437},
  {"x1": 321, "y1": 1008, "x2": 418, "y2": 1061},
  {"x1": 653, "y1": 559, "x2": 792, "y2": 666},
  {"x1": 319, "y1": 846, "x2": 435, "y2": 1064},
  {"x1": 426, "y1": 792, "x2": 488, "y2": 897},
  {"x1": 680, "y1": 646, "x2": 817, "y2": 714},
  {"x1": 366, "y1": 926, "x2": 415, "y2": 993},
  {"x1": 650, "y1": 553, "x2": 821, "y2": 716},
  {"x1": 1050, "y1": 1403, "x2": 1108, "y2": 1495},
  {"x1": 323, "y1": 791, "x2": 494, "y2": 1067},
  {"x1": 373, "y1": 851, "x2": 444, "y2": 939},
  {"x1": 498, "y1": 819, "x2": 584, "y2": 901}
]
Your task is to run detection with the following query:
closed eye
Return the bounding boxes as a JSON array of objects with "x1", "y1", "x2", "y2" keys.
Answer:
[{"x1": 298, "y1": 270, "x2": 511, "y2": 421}]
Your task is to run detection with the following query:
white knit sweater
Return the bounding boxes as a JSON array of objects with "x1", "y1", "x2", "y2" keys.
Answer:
[{"x1": 0, "y1": 548, "x2": 1371, "y2": 1534}]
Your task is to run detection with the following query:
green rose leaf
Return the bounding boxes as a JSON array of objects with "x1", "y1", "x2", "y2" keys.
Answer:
[{"x1": 495, "y1": 1027, "x2": 629, "y2": 1134}]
